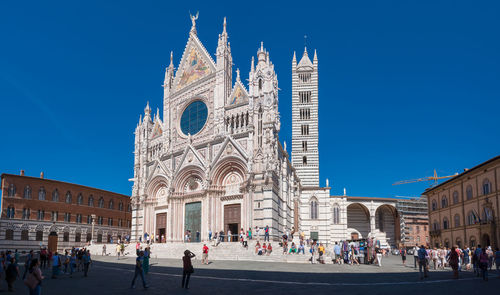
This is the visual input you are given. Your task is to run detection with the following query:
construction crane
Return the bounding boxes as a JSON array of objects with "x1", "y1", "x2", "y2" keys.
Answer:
[{"x1": 393, "y1": 169, "x2": 459, "y2": 186}]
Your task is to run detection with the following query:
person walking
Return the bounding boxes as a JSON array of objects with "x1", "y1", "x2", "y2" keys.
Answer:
[
  {"x1": 310, "y1": 241, "x2": 317, "y2": 264},
  {"x1": 417, "y1": 245, "x2": 429, "y2": 280},
  {"x1": 228, "y1": 229, "x2": 232, "y2": 242},
  {"x1": 143, "y1": 247, "x2": 151, "y2": 275},
  {"x1": 131, "y1": 251, "x2": 148, "y2": 289},
  {"x1": 24, "y1": 258, "x2": 43, "y2": 295},
  {"x1": 5, "y1": 258, "x2": 18, "y2": 292},
  {"x1": 202, "y1": 244, "x2": 209, "y2": 264},
  {"x1": 448, "y1": 246, "x2": 459, "y2": 279},
  {"x1": 182, "y1": 250, "x2": 195, "y2": 289},
  {"x1": 82, "y1": 250, "x2": 91, "y2": 277},
  {"x1": 375, "y1": 247, "x2": 383, "y2": 267},
  {"x1": 264, "y1": 225, "x2": 270, "y2": 242},
  {"x1": 22, "y1": 250, "x2": 34, "y2": 279},
  {"x1": 69, "y1": 252, "x2": 77, "y2": 278},
  {"x1": 102, "y1": 244, "x2": 106, "y2": 256},
  {"x1": 401, "y1": 247, "x2": 407, "y2": 266},
  {"x1": 474, "y1": 245, "x2": 482, "y2": 276},
  {"x1": 479, "y1": 247, "x2": 489, "y2": 281},
  {"x1": 494, "y1": 247, "x2": 500, "y2": 278},
  {"x1": 208, "y1": 229, "x2": 212, "y2": 241},
  {"x1": 116, "y1": 243, "x2": 121, "y2": 260},
  {"x1": 413, "y1": 244, "x2": 419, "y2": 268},
  {"x1": 51, "y1": 252, "x2": 61, "y2": 279}
]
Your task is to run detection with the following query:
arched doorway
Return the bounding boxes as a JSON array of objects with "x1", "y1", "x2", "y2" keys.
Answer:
[
  {"x1": 481, "y1": 234, "x2": 491, "y2": 247},
  {"x1": 48, "y1": 232, "x2": 58, "y2": 252},
  {"x1": 347, "y1": 203, "x2": 370, "y2": 238},
  {"x1": 375, "y1": 205, "x2": 398, "y2": 247}
]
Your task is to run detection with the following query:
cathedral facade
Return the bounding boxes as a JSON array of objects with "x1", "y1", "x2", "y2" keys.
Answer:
[
  {"x1": 131, "y1": 16, "x2": 402, "y2": 247},
  {"x1": 130, "y1": 18, "x2": 299, "y2": 242}
]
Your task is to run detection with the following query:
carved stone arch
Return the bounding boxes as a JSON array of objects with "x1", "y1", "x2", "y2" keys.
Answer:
[
  {"x1": 211, "y1": 156, "x2": 247, "y2": 186},
  {"x1": 146, "y1": 175, "x2": 169, "y2": 201},
  {"x1": 35, "y1": 224, "x2": 44, "y2": 232},
  {"x1": 49, "y1": 225, "x2": 58, "y2": 233},
  {"x1": 172, "y1": 165, "x2": 205, "y2": 193},
  {"x1": 20, "y1": 223, "x2": 30, "y2": 231},
  {"x1": 346, "y1": 203, "x2": 371, "y2": 238},
  {"x1": 6, "y1": 222, "x2": 16, "y2": 231}
]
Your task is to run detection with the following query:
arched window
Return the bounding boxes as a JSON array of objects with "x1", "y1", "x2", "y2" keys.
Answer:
[
  {"x1": 482, "y1": 178, "x2": 491, "y2": 195},
  {"x1": 469, "y1": 236, "x2": 476, "y2": 247},
  {"x1": 482, "y1": 207, "x2": 494, "y2": 222},
  {"x1": 38, "y1": 187, "x2": 46, "y2": 200},
  {"x1": 5, "y1": 229, "x2": 14, "y2": 240},
  {"x1": 466, "y1": 185, "x2": 473, "y2": 200},
  {"x1": 52, "y1": 189, "x2": 59, "y2": 202},
  {"x1": 8, "y1": 184, "x2": 16, "y2": 197},
  {"x1": 22, "y1": 208, "x2": 31, "y2": 220},
  {"x1": 309, "y1": 198, "x2": 318, "y2": 219},
  {"x1": 88, "y1": 195, "x2": 94, "y2": 207},
  {"x1": 258, "y1": 79, "x2": 263, "y2": 91},
  {"x1": 452, "y1": 191, "x2": 459, "y2": 204},
  {"x1": 454, "y1": 214, "x2": 461, "y2": 227},
  {"x1": 441, "y1": 196, "x2": 448, "y2": 208},
  {"x1": 6, "y1": 206, "x2": 15, "y2": 219},
  {"x1": 467, "y1": 211, "x2": 476, "y2": 225},
  {"x1": 98, "y1": 197, "x2": 104, "y2": 208},
  {"x1": 65, "y1": 191, "x2": 72, "y2": 204},
  {"x1": 431, "y1": 200, "x2": 437, "y2": 211},
  {"x1": 118, "y1": 202, "x2": 123, "y2": 211},
  {"x1": 108, "y1": 200, "x2": 114, "y2": 210},
  {"x1": 24, "y1": 186, "x2": 32, "y2": 199},
  {"x1": 77, "y1": 194, "x2": 83, "y2": 205},
  {"x1": 303, "y1": 156, "x2": 307, "y2": 165},
  {"x1": 332, "y1": 205, "x2": 340, "y2": 224},
  {"x1": 21, "y1": 230, "x2": 29, "y2": 241},
  {"x1": 432, "y1": 220, "x2": 439, "y2": 230},
  {"x1": 63, "y1": 232, "x2": 69, "y2": 242},
  {"x1": 36, "y1": 231, "x2": 43, "y2": 241},
  {"x1": 443, "y1": 217, "x2": 449, "y2": 229}
]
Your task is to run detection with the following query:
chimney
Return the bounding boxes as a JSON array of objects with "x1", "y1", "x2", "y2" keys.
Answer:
[
  {"x1": 40, "y1": 172, "x2": 44, "y2": 179},
  {"x1": 20, "y1": 170, "x2": 25, "y2": 176}
]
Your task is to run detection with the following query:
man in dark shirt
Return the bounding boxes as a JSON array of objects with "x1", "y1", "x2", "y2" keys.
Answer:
[{"x1": 131, "y1": 251, "x2": 148, "y2": 289}]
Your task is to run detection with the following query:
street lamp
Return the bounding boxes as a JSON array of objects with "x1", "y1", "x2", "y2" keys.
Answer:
[{"x1": 91, "y1": 214, "x2": 96, "y2": 244}]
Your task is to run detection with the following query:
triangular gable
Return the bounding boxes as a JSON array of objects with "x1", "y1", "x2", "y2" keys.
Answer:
[
  {"x1": 174, "y1": 144, "x2": 207, "y2": 175},
  {"x1": 228, "y1": 82, "x2": 249, "y2": 106},
  {"x1": 212, "y1": 136, "x2": 249, "y2": 165},
  {"x1": 174, "y1": 35, "x2": 216, "y2": 92},
  {"x1": 151, "y1": 122, "x2": 163, "y2": 139},
  {"x1": 146, "y1": 160, "x2": 171, "y2": 183}
]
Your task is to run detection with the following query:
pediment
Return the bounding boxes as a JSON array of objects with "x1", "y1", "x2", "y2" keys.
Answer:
[
  {"x1": 151, "y1": 122, "x2": 163, "y2": 139},
  {"x1": 228, "y1": 81, "x2": 249, "y2": 106},
  {"x1": 212, "y1": 136, "x2": 249, "y2": 165},
  {"x1": 174, "y1": 35, "x2": 216, "y2": 92},
  {"x1": 146, "y1": 160, "x2": 171, "y2": 183},
  {"x1": 174, "y1": 144, "x2": 207, "y2": 175}
]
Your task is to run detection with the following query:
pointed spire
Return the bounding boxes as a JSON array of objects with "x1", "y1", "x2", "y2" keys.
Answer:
[
  {"x1": 251, "y1": 56, "x2": 255, "y2": 73},
  {"x1": 139, "y1": 114, "x2": 142, "y2": 124},
  {"x1": 169, "y1": 51, "x2": 174, "y2": 68},
  {"x1": 313, "y1": 49, "x2": 317, "y2": 61},
  {"x1": 293, "y1": 51, "x2": 296, "y2": 61},
  {"x1": 223, "y1": 17, "x2": 227, "y2": 34},
  {"x1": 260, "y1": 41, "x2": 264, "y2": 52},
  {"x1": 156, "y1": 107, "x2": 160, "y2": 120},
  {"x1": 303, "y1": 46, "x2": 308, "y2": 57},
  {"x1": 144, "y1": 101, "x2": 151, "y2": 118}
]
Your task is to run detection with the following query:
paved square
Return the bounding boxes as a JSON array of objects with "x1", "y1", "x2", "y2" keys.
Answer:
[{"x1": 4, "y1": 255, "x2": 499, "y2": 294}]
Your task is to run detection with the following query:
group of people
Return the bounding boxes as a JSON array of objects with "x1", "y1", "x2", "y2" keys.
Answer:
[
  {"x1": 209, "y1": 225, "x2": 272, "y2": 246},
  {"x1": 0, "y1": 247, "x2": 92, "y2": 294},
  {"x1": 409, "y1": 244, "x2": 500, "y2": 281}
]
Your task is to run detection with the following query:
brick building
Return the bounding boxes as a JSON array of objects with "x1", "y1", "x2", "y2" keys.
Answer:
[
  {"x1": 423, "y1": 155, "x2": 500, "y2": 249},
  {"x1": 1, "y1": 171, "x2": 131, "y2": 252},
  {"x1": 396, "y1": 196, "x2": 429, "y2": 247}
]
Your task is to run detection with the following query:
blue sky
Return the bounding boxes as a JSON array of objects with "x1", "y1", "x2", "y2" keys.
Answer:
[{"x1": 1, "y1": 1, "x2": 499, "y2": 197}]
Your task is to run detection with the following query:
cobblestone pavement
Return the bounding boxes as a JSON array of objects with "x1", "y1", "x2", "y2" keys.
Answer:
[{"x1": 2, "y1": 255, "x2": 499, "y2": 294}]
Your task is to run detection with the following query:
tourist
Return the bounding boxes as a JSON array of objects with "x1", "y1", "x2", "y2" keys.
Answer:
[
  {"x1": 474, "y1": 244, "x2": 482, "y2": 276},
  {"x1": 228, "y1": 229, "x2": 232, "y2": 242},
  {"x1": 219, "y1": 230, "x2": 224, "y2": 243},
  {"x1": 494, "y1": 247, "x2": 500, "y2": 278},
  {"x1": 22, "y1": 250, "x2": 34, "y2": 279},
  {"x1": 264, "y1": 225, "x2": 270, "y2": 242},
  {"x1": 479, "y1": 247, "x2": 489, "y2": 281},
  {"x1": 333, "y1": 242, "x2": 341, "y2": 263},
  {"x1": 5, "y1": 257, "x2": 18, "y2": 292},
  {"x1": 82, "y1": 250, "x2": 91, "y2": 277},
  {"x1": 282, "y1": 241, "x2": 288, "y2": 254},
  {"x1": 242, "y1": 231, "x2": 248, "y2": 248},
  {"x1": 208, "y1": 229, "x2": 212, "y2": 241},
  {"x1": 267, "y1": 244, "x2": 273, "y2": 255},
  {"x1": 181, "y1": 250, "x2": 195, "y2": 289},
  {"x1": 310, "y1": 241, "x2": 317, "y2": 264},
  {"x1": 448, "y1": 246, "x2": 459, "y2": 279},
  {"x1": 202, "y1": 244, "x2": 209, "y2": 264},
  {"x1": 486, "y1": 246, "x2": 494, "y2": 270},
  {"x1": 400, "y1": 246, "x2": 407, "y2": 266},
  {"x1": 135, "y1": 242, "x2": 141, "y2": 256},
  {"x1": 412, "y1": 244, "x2": 419, "y2": 268},
  {"x1": 25, "y1": 258, "x2": 43, "y2": 295},
  {"x1": 430, "y1": 248, "x2": 438, "y2": 269},
  {"x1": 51, "y1": 252, "x2": 61, "y2": 279},
  {"x1": 417, "y1": 245, "x2": 428, "y2": 280},
  {"x1": 213, "y1": 232, "x2": 218, "y2": 246},
  {"x1": 63, "y1": 251, "x2": 70, "y2": 274},
  {"x1": 69, "y1": 252, "x2": 77, "y2": 277},
  {"x1": 248, "y1": 227, "x2": 252, "y2": 240},
  {"x1": 319, "y1": 244, "x2": 326, "y2": 264},
  {"x1": 116, "y1": 243, "x2": 121, "y2": 260},
  {"x1": 256, "y1": 226, "x2": 261, "y2": 241},
  {"x1": 143, "y1": 247, "x2": 151, "y2": 274},
  {"x1": 263, "y1": 243, "x2": 268, "y2": 254},
  {"x1": 40, "y1": 248, "x2": 47, "y2": 269},
  {"x1": 375, "y1": 247, "x2": 382, "y2": 267},
  {"x1": 255, "y1": 241, "x2": 261, "y2": 254},
  {"x1": 298, "y1": 242, "x2": 305, "y2": 255},
  {"x1": 439, "y1": 247, "x2": 446, "y2": 269},
  {"x1": 102, "y1": 244, "x2": 106, "y2": 256},
  {"x1": 131, "y1": 251, "x2": 148, "y2": 289},
  {"x1": 289, "y1": 242, "x2": 297, "y2": 254}
]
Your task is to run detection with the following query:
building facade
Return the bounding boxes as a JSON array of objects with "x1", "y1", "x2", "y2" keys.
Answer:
[
  {"x1": 131, "y1": 17, "x2": 300, "y2": 242},
  {"x1": 423, "y1": 155, "x2": 500, "y2": 249},
  {"x1": 1, "y1": 172, "x2": 131, "y2": 251},
  {"x1": 396, "y1": 196, "x2": 429, "y2": 247}
]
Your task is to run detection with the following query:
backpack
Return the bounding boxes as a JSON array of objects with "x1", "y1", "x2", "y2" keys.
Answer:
[{"x1": 417, "y1": 249, "x2": 426, "y2": 260}]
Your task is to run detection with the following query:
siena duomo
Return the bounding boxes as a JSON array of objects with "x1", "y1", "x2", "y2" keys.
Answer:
[{"x1": 130, "y1": 16, "x2": 402, "y2": 247}]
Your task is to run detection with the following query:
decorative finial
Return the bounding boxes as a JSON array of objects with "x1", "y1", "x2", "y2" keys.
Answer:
[
  {"x1": 169, "y1": 51, "x2": 174, "y2": 66},
  {"x1": 260, "y1": 41, "x2": 263, "y2": 52},
  {"x1": 326, "y1": 178, "x2": 329, "y2": 187},
  {"x1": 343, "y1": 187, "x2": 346, "y2": 196},
  {"x1": 236, "y1": 68, "x2": 240, "y2": 81},
  {"x1": 189, "y1": 11, "x2": 199, "y2": 35},
  {"x1": 223, "y1": 17, "x2": 226, "y2": 34}
]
